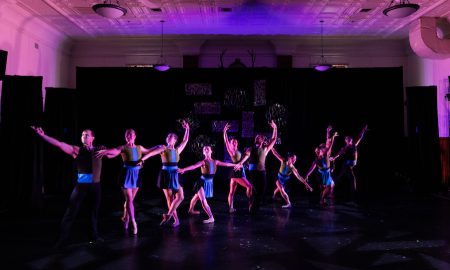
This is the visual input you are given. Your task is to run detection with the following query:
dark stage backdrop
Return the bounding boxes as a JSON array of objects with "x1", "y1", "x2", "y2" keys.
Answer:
[
  {"x1": 73, "y1": 67, "x2": 404, "y2": 201},
  {"x1": 0, "y1": 75, "x2": 43, "y2": 212}
]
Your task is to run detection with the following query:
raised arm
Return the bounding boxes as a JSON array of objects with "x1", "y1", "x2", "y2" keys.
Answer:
[
  {"x1": 270, "y1": 147, "x2": 284, "y2": 162},
  {"x1": 265, "y1": 120, "x2": 278, "y2": 152},
  {"x1": 31, "y1": 126, "x2": 78, "y2": 158},
  {"x1": 354, "y1": 124, "x2": 368, "y2": 147},
  {"x1": 223, "y1": 123, "x2": 234, "y2": 156},
  {"x1": 327, "y1": 131, "x2": 338, "y2": 157},
  {"x1": 325, "y1": 125, "x2": 333, "y2": 148},
  {"x1": 177, "y1": 160, "x2": 204, "y2": 174},
  {"x1": 176, "y1": 120, "x2": 190, "y2": 153},
  {"x1": 95, "y1": 146, "x2": 122, "y2": 159}
]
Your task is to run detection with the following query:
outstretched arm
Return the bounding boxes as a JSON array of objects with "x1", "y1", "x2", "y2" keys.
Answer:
[
  {"x1": 177, "y1": 160, "x2": 203, "y2": 174},
  {"x1": 270, "y1": 147, "x2": 284, "y2": 162},
  {"x1": 177, "y1": 120, "x2": 190, "y2": 153},
  {"x1": 305, "y1": 161, "x2": 316, "y2": 181},
  {"x1": 291, "y1": 166, "x2": 313, "y2": 192},
  {"x1": 31, "y1": 126, "x2": 78, "y2": 158},
  {"x1": 354, "y1": 124, "x2": 368, "y2": 147},
  {"x1": 223, "y1": 123, "x2": 234, "y2": 156},
  {"x1": 237, "y1": 148, "x2": 251, "y2": 166},
  {"x1": 331, "y1": 146, "x2": 345, "y2": 161},
  {"x1": 95, "y1": 146, "x2": 122, "y2": 159},
  {"x1": 140, "y1": 145, "x2": 162, "y2": 155},
  {"x1": 265, "y1": 120, "x2": 278, "y2": 152},
  {"x1": 216, "y1": 160, "x2": 243, "y2": 171},
  {"x1": 140, "y1": 145, "x2": 165, "y2": 164}
]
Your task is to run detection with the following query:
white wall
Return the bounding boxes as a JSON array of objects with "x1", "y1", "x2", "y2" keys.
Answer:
[
  {"x1": 0, "y1": 0, "x2": 72, "y2": 108},
  {"x1": 405, "y1": 53, "x2": 450, "y2": 137}
]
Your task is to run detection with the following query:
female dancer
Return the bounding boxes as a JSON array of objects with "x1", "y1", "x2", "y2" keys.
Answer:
[
  {"x1": 223, "y1": 123, "x2": 254, "y2": 213},
  {"x1": 271, "y1": 148, "x2": 313, "y2": 208},
  {"x1": 178, "y1": 145, "x2": 242, "y2": 223},
  {"x1": 305, "y1": 130, "x2": 338, "y2": 207},
  {"x1": 140, "y1": 120, "x2": 190, "y2": 227},
  {"x1": 95, "y1": 129, "x2": 157, "y2": 234}
]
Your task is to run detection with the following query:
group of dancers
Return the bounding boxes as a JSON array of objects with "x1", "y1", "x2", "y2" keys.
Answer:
[{"x1": 31, "y1": 121, "x2": 367, "y2": 248}]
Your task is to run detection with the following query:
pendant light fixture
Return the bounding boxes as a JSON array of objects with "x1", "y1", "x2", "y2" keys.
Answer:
[
  {"x1": 383, "y1": 0, "x2": 420, "y2": 18},
  {"x1": 154, "y1": 20, "x2": 170, "y2": 72},
  {"x1": 314, "y1": 20, "x2": 332, "y2": 72},
  {"x1": 92, "y1": 1, "x2": 127, "y2": 19}
]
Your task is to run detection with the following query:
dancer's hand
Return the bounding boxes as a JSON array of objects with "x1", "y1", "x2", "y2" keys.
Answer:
[
  {"x1": 94, "y1": 149, "x2": 108, "y2": 158},
  {"x1": 233, "y1": 164, "x2": 242, "y2": 171},
  {"x1": 182, "y1": 120, "x2": 189, "y2": 129},
  {"x1": 31, "y1": 126, "x2": 44, "y2": 136},
  {"x1": 269, "y1": 120, "x2": 277, "y2": 129},
  {"x1": 327, "y1": 125, "x2": 332, "y2": 132},
  {"x1": 224, "y1": 123, "x2": 230, "y2": 132},
  {"x1": 177, "y1": 168, "x2": 185, "y2": 174}
]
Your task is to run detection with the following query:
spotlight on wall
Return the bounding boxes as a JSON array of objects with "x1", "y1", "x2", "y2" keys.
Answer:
[{"x1": 93, "y1": 1, "x2": 127, "y2": 19}]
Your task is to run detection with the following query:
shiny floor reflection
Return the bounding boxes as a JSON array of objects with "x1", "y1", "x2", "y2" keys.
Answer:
[{"x1": 3, "y1": 192, "x2": 450, "y2": 269}]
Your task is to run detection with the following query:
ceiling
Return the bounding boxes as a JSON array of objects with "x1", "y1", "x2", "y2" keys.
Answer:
[{"x1": 13, "y1": 0, "x2": 450, "y2": 39}]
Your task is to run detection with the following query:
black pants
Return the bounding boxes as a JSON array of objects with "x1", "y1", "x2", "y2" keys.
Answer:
[
  {"x1": 58, "y1": 183, "x2": 101, "y2": 244},
  {"x1": 249, "y1": 170, "x2": 267, "y2": 212},
  {"x1": 335, "y1": 163, "x2": 356, "y2": 201}
]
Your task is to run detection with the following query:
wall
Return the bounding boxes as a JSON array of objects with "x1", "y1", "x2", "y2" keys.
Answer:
[
  {"x1": 405, "y1": 52, "x2": 450, "y2": 138},
  {"x1": 0, "y1": 0, "x2": 72, "y2": 110}
]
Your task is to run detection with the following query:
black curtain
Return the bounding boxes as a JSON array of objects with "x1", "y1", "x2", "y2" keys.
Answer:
[
  {"x1": 0, "y1": 75, "x2": 43, "y2": 212},
  {"x1": 406, "y1": 86, "x2": 441, "y2": 192},
  {"x1": 42, "y1": 87, "x2": 79, "y2": 197},
  {"x1": 76, "y1": 67, "x2": 404, "y2": 198}
]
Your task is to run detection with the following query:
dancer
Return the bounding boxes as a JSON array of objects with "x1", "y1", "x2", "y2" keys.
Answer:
[
  {"x1": 246, "y1": 120, "x2": 277, "y2": 213},
  {"x1": 332, "y1": 125, "x2": 368, "y2": 193},
  {"x1": 31, "y1": 126, "x2": 106, "y2": 247},
  {"x1": 177, "y1": 145, "x2": 242, "y2": 223},
  {"x1": 271, "y1": 147, "x2": 313, "y2": 208},
  {"x1": 305, "y1": 130, "x2": 338, "y2": 207},
  {"x1": 223, "y1": 123, "x2": 254, "y2": 213},
  {"x1": 139, "y1": 120, "x2": 189, "y2": 227},
  {"x1": 95, "y1": 129, "x2": 158, "y2": 235}
]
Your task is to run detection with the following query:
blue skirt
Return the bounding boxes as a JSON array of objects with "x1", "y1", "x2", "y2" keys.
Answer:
[
  {"x1": 120, "y1": 165, "x2": 142, "y2": 189},
  {"x1": 157, "y1": 165, "x2": 180, "y2": 191},
  {"x1": 277, "y1": 173, "x2": 290, "y2": 188},
  {"x1": 193, "y1": 175, "x2": 214, "y2": 198},
  {"x1": 318, "y1": 168, "x2": 333, "y2": 186}
]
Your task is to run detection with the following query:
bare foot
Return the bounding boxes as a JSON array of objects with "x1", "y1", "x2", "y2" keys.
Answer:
[
  {"x1": 188, "y1": 210, "x2": 200, "y2": 215},
  {"x1": 282, "y1": 203, "x2": 292, "y2": 208},
  {"x1": 203, "y1": 217, "x2": 215, "y2": 224},
  {"x1": 229, "y1": 207, "x2": 236, "y2": 213}
]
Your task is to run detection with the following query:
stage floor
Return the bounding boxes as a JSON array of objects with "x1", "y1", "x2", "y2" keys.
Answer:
[{"x1": 2, "y1": 191, "x2": 450, "y2": 270}]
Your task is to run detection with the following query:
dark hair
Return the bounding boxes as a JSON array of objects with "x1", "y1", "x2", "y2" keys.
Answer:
[
  {"x1": 287, "y1": 152, "x2": 296, "y2": 159},
  {"x1": 83, "y1": 129, "x2": 95, "y2": 137}
]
